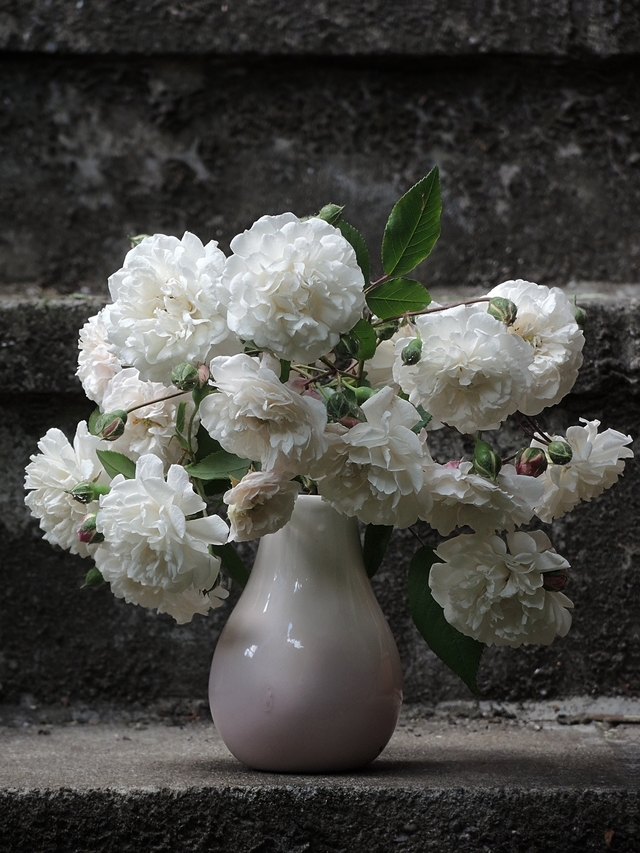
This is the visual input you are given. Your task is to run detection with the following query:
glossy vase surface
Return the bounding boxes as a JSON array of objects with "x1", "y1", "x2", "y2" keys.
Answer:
[{"x1": 209, "y1": 495, "x2": 403, "y2": 773}]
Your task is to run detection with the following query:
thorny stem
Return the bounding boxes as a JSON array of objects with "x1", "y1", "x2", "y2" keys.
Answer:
[
  {"x1": 370, "y1": 296, "x2": 492, "y2": 327},
  {"x1": 513, "y1": 412, "x2": 545, "y2": 444},
  {"x1": 364, "y1": 274, "x2": 391, "y2": 294}
]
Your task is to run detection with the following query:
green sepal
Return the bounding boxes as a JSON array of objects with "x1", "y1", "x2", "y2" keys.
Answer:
[
  {"x1": 337, "y1": 220, "x2": 371, "y2": 285},
  {"x1": 81, "y1": 566, "x2": 106, "y2": 589},
  {"x1": 185, "y1": 450, "x2": 251, "y2": 482},
  {"x1": 381, "y1": 166, "x2": 442, "y2": 277},
  {"x1": 363, "y1": 524, "x2": 394, "y2": 579},
  {"x1": 315, "y1": 203, "x2": 345, "y2": 226},
  {"x1": 210, "y1": 543, "x2": 250, "y2": 589},
  {"x1": 408, "y1": 545, "x2": 484, "y2": 694},
  {"x1": 88, "y1": 407, "x2": 102, "y2": 436},
  {"x1": 366, "y1": 278, "x2": 431, "y2": 320},
  {"x1": 96, "y1": 449, "x2": 137, "y2": 480}
]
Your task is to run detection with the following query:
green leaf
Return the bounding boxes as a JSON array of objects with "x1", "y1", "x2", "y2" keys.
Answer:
[
  {"x1": 408, "y1": 545, "x2": 484, "y2": 694},
  {"x1": 363, "y1": 524, "x2": 394, "y2": 579},
  {"x1": 176, "y1": 402, "x2": 187, "y2": 436},
  {"x1": 210, "y1": 543, "x2": 250, "y2": 588},
  {"x1": 194, "y1": 424, "x2": 222, "y2": 462},
  {"x1": 338, "y1": 220, "x2": 371, "y2": 284},
  {"x1": 381, "y1": 166, "x2": 442, "y2": 277},
  {"x1": 350, "y1": 318, "x2": 377, "y2": 362},
  {"x1": 81, "y1": 566, "x2": 105, "y2": 589},
  {"x1": 411, "y1": 404, "x2": 433, "y2": 434},
  {"x1": 280, "y1": 360, "x2": 291, "y2": 382},
  {"x1": 96, "y1": 449, "x2": 137, "y2": 480},
  {"x1": 315, "y1": 203, "x2": 345, "y2": 226},
  {"x1": 366, "y1": 278, "x2": 431, "y2": 320},
  {"x1": 204, "y1": 478, "x2": 233, "y2": 497},
  {"x1": 88, "y1": 407, "x2": 102, "y2": 436},
  {"x1": 185, "y1": 450, "x2": 251, "y2": 482}
]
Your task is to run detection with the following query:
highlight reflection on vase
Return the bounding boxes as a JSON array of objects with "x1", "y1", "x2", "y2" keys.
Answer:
[{"x1": 209, "y1": 495, "x2": 403, "y2": 773}]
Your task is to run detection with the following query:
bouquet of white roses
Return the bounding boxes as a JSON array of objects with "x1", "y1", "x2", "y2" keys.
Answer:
[{"x1": 24, "y1": 167, "x2": 633, "y2": 690}]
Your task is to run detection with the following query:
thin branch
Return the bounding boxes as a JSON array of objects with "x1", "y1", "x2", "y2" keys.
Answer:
[{"x1": 370, "y1": 297, "x2": 491, "y2": 326}]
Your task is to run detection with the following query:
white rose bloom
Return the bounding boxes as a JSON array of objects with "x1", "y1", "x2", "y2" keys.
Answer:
[
  {"x1": 224, "y1": 471, "x2": 299, "y2": 542},
  {"x1": 423, "y1": 458, "x2": 544, "y2": 535},
  {"x1": 95, "y1": 455, "x2": 229, "y2": 597},
  {"x1": 430, "y1": 531, "x2": 573, "y2": 647},
  {"x1": 101, "y1": 368, "x2": 192, "y2": 465},
  {"x1": 488, "y1": 280, "x2": 585, "y2": 415},
  {"x1": 76, "y1": 306, "x2": 122, "y2": 405},
  {"x1": 220, "y1": 213, "x2": 365, "y2": 363},
  {"x1": 393, "y1": 305, "x2": 534, "y2": 433},
  {"x1": 99, "y1": 572, "x2": 229, "y2": 624},
  {"x1": 363, "y1": 323, "x2": 418, "y2": 389},
  {"x1": 532, "y1": 419, "x2": 633, "y2": 522},
  {"x1": 106, "y1": 232, "x2": 238, "y2": 384},
  {"x1": 24, "y1": 421, "x2": 110, "y2": 557},
  {"x1": 199, "y1": 354, "x2": 328, "y2": 471},
  {"x1": 313, "y1": 386, "x2": 431, "y2": 528}
]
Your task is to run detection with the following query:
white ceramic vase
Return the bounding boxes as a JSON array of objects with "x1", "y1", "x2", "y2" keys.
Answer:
[{"x1": 209, "y1": 494, "x2": 403, "y2": 773}]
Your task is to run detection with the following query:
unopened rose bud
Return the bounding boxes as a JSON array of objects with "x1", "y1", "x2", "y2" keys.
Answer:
[
  {"x1": 171, "y1": 363, "x2": 200, "y2": 391},
  {"x1": 197, "y1": 363, "x2": 210, "y2": 386},
  {"x1": 338, "y1": 416, "x2": 361, "y2": 429},
  {"x1": 473, "y1": 439, "x2": 502, "y2": 481},
  {"x1": 375, "y1": 320, "x2": 400, "y2": 342},
  {"x1": 355, "y1": 386, "x2": 375, "y2": 404},
  {"x1": 66, "y1": 481, "x2": 111, "y2": 504},
  {"x1": 543, "y1": 568, "x2": 570, "y2": 592},
  {"x1": 488, "y1": 296, "x2": 518, "y2": 326},
  {"x1": 94, "y1": 410, "x2": 127, "y2": 441},
  {"x1": 573, "y1": 298, "x2": 586, "y2": 331},
  {"x1": 315, "y1": 203, "x2": 345, "y2": 226},
  {"x1": 77, "y1": 513, "x2": 105, "y2": 545},
  {"x1": 548, "y1": 440, "x2": 573, "y2": 465},
  {"x1": 515, "y1": 447, "x2": 548, "y2": 478},
  {"x1": 326, "y1": 392, "x2": 354, "y2": 421},
  {"x1": 401, "y1": 338, "x2": 423, "y2": 365}
]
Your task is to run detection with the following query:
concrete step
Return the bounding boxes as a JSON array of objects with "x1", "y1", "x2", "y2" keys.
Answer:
[{"x1": 0, "y1": 701, "x2": 638, "y2": 853}]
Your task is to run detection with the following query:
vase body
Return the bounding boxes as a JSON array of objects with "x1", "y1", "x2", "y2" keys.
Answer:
[{"x1": 209, "y1": 495, "x2": 403, "y2": 773}]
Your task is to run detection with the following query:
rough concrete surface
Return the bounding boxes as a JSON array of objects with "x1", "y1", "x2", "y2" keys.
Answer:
[
  {"x1": 0, "y1": 704, "x2": 638, "y2": 852},
  {"x1": 0, "y1": 1, "x2": 638, "y2": 58},
  {"x1": 2, "y1": 58, "x2": 640, "y2": 294},
  {"x1": 0, "y1": 289, "x2": 638, "y2": 707}
]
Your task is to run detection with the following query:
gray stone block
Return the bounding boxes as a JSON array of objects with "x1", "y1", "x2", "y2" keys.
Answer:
[
  {"x1": 2, "y1": 59, "x2": 640, "y2": 294},
  {"x1": 0, "y1": 1, "x2": 637, "y2": 57},
  {"x1": 0, "y1": 289, "x2": 638, "y2": 707}
]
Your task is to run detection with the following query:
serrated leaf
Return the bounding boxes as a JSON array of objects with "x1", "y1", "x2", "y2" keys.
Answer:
[
  {"x1": 194, "y1": 424, "x2": 222, "y2": 462},
  {"x1": 366, "y1": 278, "x2": 431, "y2": 320},
  {"x1": 315, "y1": 203, "x2": 345, "y2": 226},
  {"x1": 363, "y1": 524, "x2": 394, "y2": 579},
  {"x1": 210, "y1": 543, "x2": 250, "y2": 588},
  {"x1": 185, "y1": 450, "x2": 251, "y2": 482},
  {"x1": 337, "y1": 220, "x2": 371, "y2": 284},
  {"x1": 88, "y1": 407, "x2": 102, "y2": 436},
  {"x1": 408, "y1": 545, "x2": 484, "y2": 694},
  {"x1": 351, "y1": 318, "x2": 377, "y2": 362},
  {"x1": 382, "y1": 166, "x2": 442, "y2": 277},
  {"x1": 96, "y1": 449, "x2": 137, "y2": 480}
]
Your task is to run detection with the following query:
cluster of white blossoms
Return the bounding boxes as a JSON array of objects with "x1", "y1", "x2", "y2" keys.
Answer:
[{"x1": 24, "y1": 203, "x2": 633, "y2": 663}]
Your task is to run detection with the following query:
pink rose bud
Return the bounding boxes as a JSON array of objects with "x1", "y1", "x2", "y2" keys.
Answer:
[
  {"x1": 77, "y1": 513, "x2": 105, "y2": 545},
  {"x1": 515, "y1": 447, "x2": 548, "y2": 478},
  {"x1": 95, "y1": 410, "x2": 128, "y2": 441}
]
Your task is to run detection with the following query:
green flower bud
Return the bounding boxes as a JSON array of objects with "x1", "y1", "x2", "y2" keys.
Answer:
[
  {"x1": 515, "y1": 447, "x2": 548, "y2": 478},
  {"x1": 573, "y1": 299, "x2": 587, "y2": 331},
  {"x1": 548, "y1": 440, "x2": 573, "y2": 465},
  {"x1": 542, "y1": 569, "x2": 569, "y2": 592},
  {"x1": 488, "y1": 296, "x2": 518, "y2": 326},
  {"x1": 315, "y1": 203, "x2": 345, "y2": 226},
  {"x1": 66, "y1": 481, "x2": 111, "y2": 504},
  {"x1": 77, "y1": 513, "x2": 105, "y2": 545},
  {"x1": 94, "y1": 410, "x2": 127, "y2": 441},
  {"x1": 473, "y1": 439, "x2": 502, "y2": 481},
  {"x1": 401, "y1": 338, "x2": 423, "y2": 366},
  {"x1": 375, "y1": 320, "x2": 400, "y2": 342},
  {"x1": 354, "y1": 386, "x2": 376, "y2": 404},
  {"x1": 326, "y1": 392, "x2": 354, "y2": 421},
  {"x1": 171, "y1": 363, "x2": 200, "y2": 391}
]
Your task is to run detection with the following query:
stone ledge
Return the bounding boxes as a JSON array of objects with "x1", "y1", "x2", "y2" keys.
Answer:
[
  {"x1": 0, "y1": 1, "x2": 637, "y2": 58},
  {"x1": 0, "y1": 704, "x2": 637, "y2": 852}
]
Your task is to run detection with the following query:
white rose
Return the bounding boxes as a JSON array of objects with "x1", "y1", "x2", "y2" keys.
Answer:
[
  {"x1": 106, "y1": 232, "x2": 239, "y2": 384},
  {"x1": 430, "y1": 531, "x2": 573, "y2": 647},
  {"x1": 101, "y1": 368, "x2": 192, "y2": 465},
  {"x1": 95, "y1": 455, "x2": 229, "y2": 596},
  {"x1": 423, "y1": 457, "x2": 544, "y2": 535},
  {"x1": 224, "y1": 471, "x2": 299, "y2": 542},
  {"x1": 488, "y1": 280, "x2": 585, "y2": 415},
  {"x1": 312, "y1": 386, "x2": 431, "y2": 528},
  {"x1": 219, "y1": 213, "x2": 365, "y2": 363},
  {"x1": 24, "y1": 421, "x2": 110, "y2": 557},
  {"x1": 393, "y1": 305, "x2": 534, "y2": 433},
  {"x1": 532, "y1": 419, "x2": 633, "y2": 522},
  {"x1": 76, "y1": 306, "x2": 122, "y2": 405},
  {"x1": 100, "y1": 573, "x2": 229, "y2": 624},
  {"x1": 199, "y1": 353, "x2": 328, "y2": 472}
]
